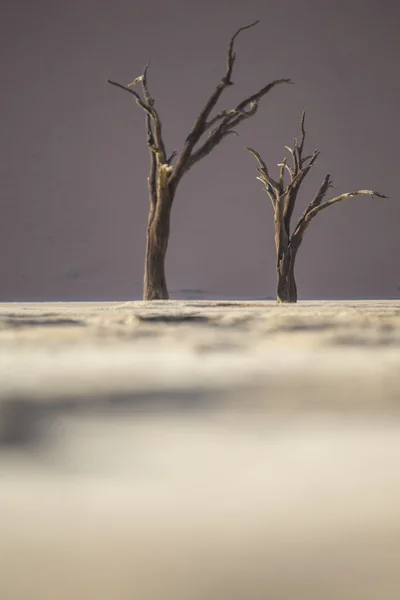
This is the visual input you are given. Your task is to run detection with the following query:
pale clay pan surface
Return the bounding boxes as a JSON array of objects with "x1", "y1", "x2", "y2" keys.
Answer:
[{"x1": 1, "y1": 300, "x2": 400, "y2": 599}]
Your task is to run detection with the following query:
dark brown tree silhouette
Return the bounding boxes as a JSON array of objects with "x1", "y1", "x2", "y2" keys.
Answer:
[
  {"x1": 246, "y1": 111, "x2": 387, "y2": 303},
  {"x1": 108, "y1": 22, "x2": 291, "y2": 300}
]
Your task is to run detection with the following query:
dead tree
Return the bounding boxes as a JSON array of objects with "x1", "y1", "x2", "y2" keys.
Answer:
[
  {"x1": 246, "y1": 111, "x2": 387, "y2": 303},
  {"x1": 107, "y1": 22, "x2": 291, "y2": 300}
]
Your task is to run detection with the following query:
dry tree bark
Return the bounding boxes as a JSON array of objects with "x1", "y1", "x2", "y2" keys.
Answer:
[
  {"x1": 108, "y1": 22, "x2": 291, "y2": 300},
  {"x1": 246, "y1": 112, "x2": 387, "y2": 303}
]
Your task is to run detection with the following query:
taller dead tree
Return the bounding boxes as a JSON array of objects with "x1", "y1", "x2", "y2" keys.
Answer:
[
  {"x1": 246, "y1": 112, "x2": 387, "y2": 303},
  {"x1": 108, "y1": 22, "x2": 291, "y2": 300}
]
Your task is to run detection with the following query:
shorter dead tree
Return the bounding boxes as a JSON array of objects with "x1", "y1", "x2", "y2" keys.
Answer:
[
  {"x1": 107, "y1": 21, "x2": 291, "y2": 301},
  {"x1": 246, "y1": 112, "x2": 387, "y2": 303}
]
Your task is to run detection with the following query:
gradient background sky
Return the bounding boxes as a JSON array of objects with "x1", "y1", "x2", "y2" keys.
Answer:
[{"x1": 1, "y1": 0, "x2": 399, "y2": 300}]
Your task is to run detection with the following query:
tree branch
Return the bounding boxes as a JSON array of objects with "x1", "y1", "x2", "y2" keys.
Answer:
[
  {"x1": 309, "y1": 174, "x2": 333, "y2": 210},
  {"x1": 108, "y1": 64, "x2": 170, "y2": 204},
  {"x1": 290, "y1": 149, "x2": 320, "y2": 188},
  {"x1": 284, "y1": 110, "x2": 309, "y2": 183},
  {"x1": 166, "y1": 150, "x2": 177, "y2": 165},
  {"x1": 141, "y1": 64, "x2": 166, "y2": 162},
  {"x1": 284, "y1": 146, "x2": 296, "y2": 177},
  {"x1": 107, "y1": 79, "x2": 152, "y2": 115},
  {"x1": 205, "y1": 103, "x2": 259, "y2": 131},
  {"x1": 308, "y1": 190, "x2": 387, "y2": 219},
  {"x1": 236, "y1": 79, "x2": 293, "y2": 113},
  {"x1": 245, "y1": 147, "x2": 280, "y2": 207},
  {"x1": 205, "y1": 109, "x2": 233, "y2": 130},
  {"x1": 278, "y1": 159, "x2": 292, "y2": 181},
  {"x1": 170, "y1": 21, "x2": 260, "y2": 187},
  {"x1": 279, "y1": 157, "x2": 287, "y2": 189},
  {"x1": 141, "y1": 62, "x2": 154, "y2": 106},
  {"x1": 292, "y1": 189, "x2": 388, "y2": 244},
  {"x1": 184, "y1": 79, "x2": 291, "y2": 176},
  {"x1": 225, "y1": 21, "x2": 260, "y2": 83},
  {"x1": 146, "y1": 113, "x2": 157, "y2": 207},
  {"x1": 282, "y1": 148, "x2": 320, "y2": 235},
  {"x1": 108, "y1": 63, "x2": 168, "y2": 164},
  {"x1": 299, "y1": 109, "x2": 306, "y2": 153},
  {"x1": 289, "y1": 174, "x2": 331, "y2": 242}
]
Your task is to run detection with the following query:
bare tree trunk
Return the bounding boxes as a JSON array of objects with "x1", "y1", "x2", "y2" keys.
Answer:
[
  {"x1": 277, "y1": 246, "x2": 297, "y2": 303},
  {"x1": 143, "y1": 175, "x2": 174, "y2": 300},
  {"x1": 143, "y1": 210, "x2": 169, "y2": 300},
  {"x1": 275, "y1": 208, "x2": 298, "y2": 304}
]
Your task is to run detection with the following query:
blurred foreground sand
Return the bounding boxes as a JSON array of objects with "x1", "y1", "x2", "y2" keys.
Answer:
[{"x1": 1, "y1": 300, "x2": 400, "y2": 599}]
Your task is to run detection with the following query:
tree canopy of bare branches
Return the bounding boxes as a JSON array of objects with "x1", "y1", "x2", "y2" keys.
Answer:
[
  {"x1": 108, "y1": 21, "x2": 291, "y2": 300},
  {"x1": 246, "y1": 111, "x2": 387, "y2": 303}
]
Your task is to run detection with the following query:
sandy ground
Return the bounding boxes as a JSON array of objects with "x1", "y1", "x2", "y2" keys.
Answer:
[{"x1": 1, "y1": 300, "x2": 400, "y2": 599}]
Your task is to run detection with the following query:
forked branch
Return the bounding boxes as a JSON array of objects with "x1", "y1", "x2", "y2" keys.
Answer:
[
  {"x1": 107, "y1": 64, "x2": 167, "y2": 163},
  {"x1": 183, "y1": 77, "x2": 291, "y2": 174},
  {"x1": 107, "y1": 79, "x2": 151, "y2": 115},
  {"x1": 170, "y1": 21, "x2": 261, "y2": 185},
  {"x1": 291, "y1": 189, "x2": 388, "y2": 245},
  {"x1": 246, "y1": 110, "x2": 318, "y2": 231},
  {"x1": 245, "y1": 147, "x2": 280, "y2": 206}
]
